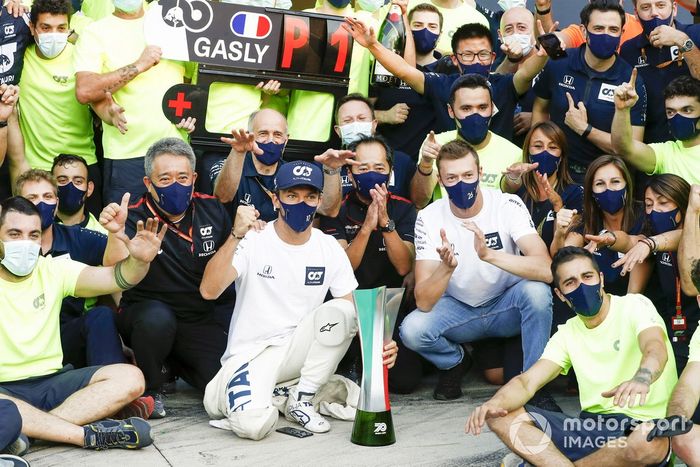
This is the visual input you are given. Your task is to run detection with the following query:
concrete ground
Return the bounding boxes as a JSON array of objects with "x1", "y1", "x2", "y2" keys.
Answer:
[{"x1": 23, "y1": 371, "x2": 584, "y2": 467}]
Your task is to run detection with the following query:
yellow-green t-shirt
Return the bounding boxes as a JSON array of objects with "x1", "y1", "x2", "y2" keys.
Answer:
[
  {"x1": 407, "y1": 0, "x2": 489, "y2": 56},
  {"x1": 19, "y1": 44, "x2": 96, "y2": 170},
  {"x1": 649, "y1": 140, "x2": 700, "y2": 185},
  {"x1": 0, "y1": 255, "x2": 87, "y2": 382},
  {"x1": 74, "y1": 14, "x2": 191, "y2": 160},
  {"x1": 541, "y1": 294, "x2": 678, "y2": 420},
  {"x1": 423, "y1": 130, "x2": 522, "y2": 199},
  {"x1": 204, "y1": 82, "x2": 263, "y2": 134},
  {"x1": 689, "y1": 322, "x2": 700, "y2": 363},
  {"x1": 81, "y1": 0, "x2": 116, "y2": 21}
]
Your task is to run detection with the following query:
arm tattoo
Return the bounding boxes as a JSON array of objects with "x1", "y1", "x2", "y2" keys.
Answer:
[
  {"x1": 104, "y1": 64, "x2": 139, "y2": 93},
  {"x1": 632, "y1": 367, "x2": 654, "y2": 385},
  {"x1": 114, "y1": 260, "x2": 137, "y2": 290}
]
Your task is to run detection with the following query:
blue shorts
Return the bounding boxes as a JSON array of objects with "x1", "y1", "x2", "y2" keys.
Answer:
[
  {"x1": 0, "y1": 365, "x2": 101, "y2": 412},
  {"x1": 524, "y1": 405, "x2": 639, "y2": 461},
  {"x1": 0, "y1": 399, "x2": 22, "y2": 451}
]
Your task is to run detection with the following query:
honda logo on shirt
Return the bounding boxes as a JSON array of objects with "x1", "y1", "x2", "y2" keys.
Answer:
[
  {"x1": 563, "y1": 75, "x2": 574, "y2": 85},
  {"x1": 305, "y1": 267, "x2": 325, "y2": 285},
  {"x1": 203, "y1": 240, "x2": 215, "y2": 252}
]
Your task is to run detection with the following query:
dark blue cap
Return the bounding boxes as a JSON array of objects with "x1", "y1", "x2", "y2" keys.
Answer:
[{"x1": 274, "y1": 161, "x2": 324, "y2": 192}]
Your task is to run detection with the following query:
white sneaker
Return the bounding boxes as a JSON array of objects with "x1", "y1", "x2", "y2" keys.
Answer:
[
  {"x1": 285, "y1": 392, "x2": 330, "y2": 433},
  {"x1": 500, "y1": 453, "x2": 532, "y2": 467}
]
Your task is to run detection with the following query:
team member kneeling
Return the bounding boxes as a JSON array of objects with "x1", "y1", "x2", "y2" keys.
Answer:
[
  {"x1": 0, "y1": 196, "x2": 165, "y2": 450},
  {"x1": 467, "y1": 247, "x2": 678, "y2": 466},
  {"x1": 201, "y1": 161, "x2": 397, "y2": 440}
]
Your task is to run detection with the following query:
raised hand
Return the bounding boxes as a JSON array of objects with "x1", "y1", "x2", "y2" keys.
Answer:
[
  {"x1": 4, "y1": 0, "x2": 27, "y2": 17},
  {"x1": 463, "y1": 221, "x2": 492, "y2": 261},
  {"x1": 391, "y1": 0, "x2": 408, "y2": 15},
  {"x1": 384, "y1": 102, "x2": 410, "y2": 124},
  {"x1": 535, "y1": 18, "x2": 563, "y2": 57},
  {"x1": 611, "y1": 240, "x2": 651, "y2": 275},
  {"x1": 362, "y1": 199, "x2": 380, "y2": 233},
  {"x1": 614, "y1": 68, "x2": 639, "y2": 111},
  {"x1": 314, "y1": 148, "x2": 359, "y2": 170},
  {"x1": 342, "y1": 17, "x2": 378, "y2": 49},
  {"x1": 100, "y1": 192, "x2": 131, "y2": 236},
  {"x1": 565, "y1": 92, "x2": 589, "y2": 136},
  {"x1": 689, "y1": 184, "x2": 700, "y2": 213},
  {"x1": 502, "y1": 161, "x2": 539, "y2": 184},
  {"x1": 421, "y1": 131, "x2": 441, "y2": 165},
  {"x1": 0, "y1": 84, "x2": 19, "y2": 122},
  {"x1": 256, "y1": 79, "x2": 281, "y2": 96},
  {"x1": 465, "y1": 403, "x2": 508, "y2": 436},
  {"x1": 555, "y1": 208, "x2": 578, "y2": 236},
  {"x1": 232, "y1": 205, "x2": 260, "y2": 238},
  {"x1": 436, "y1": 228, "x2": 457, "y2": 269},
  {"x1": 501, "y1": 35, "x2": 524, "y2": 62},
  {"x1": 649, "y1": 25, "x2": 690, "y2": 49},
  {"x1": 176, "y1": 116, "x2": 196, "y2": 134},
  {"x1": 123, "y1": 218, "x2": 167, "y2": 263},
  {"x1": 370, "y1": 183, "x2": 390, "y2": 227},
  {"x1": 135, "y1": 45, "x2": 162, "y2": 73},
  {"x1": 584, "y1": 231, "x2": 616, "y2": 253},
  {"x1": 382, "y1": 340, "x2": 399, "y2": 368},
  {"x1": 221, "y1": 129, "x2": 262, "y2": 156},
  {"x1": 534, "y1": 171, "x2": 563, "y2": 211}
]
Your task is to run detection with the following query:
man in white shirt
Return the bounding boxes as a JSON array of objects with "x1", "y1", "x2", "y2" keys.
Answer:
[
  {"x1": 401, "y1": 140, "x2": 553, "y2": 401},
  {"x1": 200, "y1": 160, "x2": 397, "y2": 440}
]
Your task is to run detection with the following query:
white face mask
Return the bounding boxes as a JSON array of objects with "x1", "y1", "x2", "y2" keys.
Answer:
[
  {"x1": 504, "y1": 33, "x2": 534, "y2": 56},
  {"x1": 1, "y1": 240, "x2": 40, "y2": 277},
  {"x1": 113, "y1": 0, "x2": 142, "y2": 13},
  {"x1": 497, "y1": 0, "x2": 526, "y2": 10},
  {"x1": 36, "y1": 32, "x2": 69, "y2": 59},
  {"x1": 339, "y1": 121, "x2": 373, "y2": 147}
]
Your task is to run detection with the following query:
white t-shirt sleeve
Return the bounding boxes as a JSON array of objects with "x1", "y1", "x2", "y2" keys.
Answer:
[
  {"x1": 503, "y1": 195, "x2": 538, "y2": 243},
  {"x1": 328, "y1": 239, "x2": 358, "y2": 298},
  {"x1": 414, "y1": 210, "x2": 440, "y2": 261},
  {"x1": 232, "y1": 233, "x2": 253, "y2": 279}
]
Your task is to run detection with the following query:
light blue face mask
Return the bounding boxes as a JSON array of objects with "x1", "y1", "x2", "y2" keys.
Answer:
[
  {"x1": 113, "y1": 0, "x2": 142, "y2": 13},
  {"x1": 356, "y1": 0, "x2": 386, "y2": 12}
]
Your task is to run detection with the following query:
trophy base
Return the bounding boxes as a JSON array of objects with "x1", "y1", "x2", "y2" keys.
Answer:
[{"x1": 350, "y1": 409, "x2": 396, "y2": 446}]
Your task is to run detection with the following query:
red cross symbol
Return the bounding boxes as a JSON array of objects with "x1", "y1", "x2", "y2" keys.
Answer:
[{"x1": 168, "y1": 92, "x2": 192, "y2": 117}]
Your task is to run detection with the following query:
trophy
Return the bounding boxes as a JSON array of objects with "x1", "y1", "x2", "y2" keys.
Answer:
[{"x1": 351, "y1": 286, "x2": 405, "y2": 446}]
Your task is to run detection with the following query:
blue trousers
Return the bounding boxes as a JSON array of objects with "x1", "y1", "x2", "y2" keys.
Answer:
[
  {"x1": 0, "y1": 400, "x2": 21, "y2": 451},
  {"x1": 61, "y1": 306, "x2": 126, "y2": 368},
  {"x1": 400, "y1": 280, "x2": 552, "y2": 370}
]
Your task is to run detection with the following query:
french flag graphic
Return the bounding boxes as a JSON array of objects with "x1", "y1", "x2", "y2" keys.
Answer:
[{"x1": 230, "y1": 12, "x2": 272, "y2": 39}]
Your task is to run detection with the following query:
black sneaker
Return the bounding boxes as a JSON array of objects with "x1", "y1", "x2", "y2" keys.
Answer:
[
  {"x1": 433, "y1": 352, "x2": 472, "y2": 401},
  {"x1": 146, "y1": 392, "x2": 166, "y2": 419},
  {"x1": 529, "y1": 392, "x2": 563, "y2": 413},
  {"x1": 83, "y1": 418, "x2": 153, "y2": 450},
  {"x1": 1, "y1": 434, "x2": 29, "y2": 456}
]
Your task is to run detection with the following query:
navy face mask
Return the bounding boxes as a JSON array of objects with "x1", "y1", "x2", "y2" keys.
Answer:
[
  {"x1": 412, "y1": 28, "x2": 439, "y2": 54},
  {"x1": 456, "y1": 112, "x2": 490, "y2": 145},
  {"x1": 592, "y1": 187, "x2": 627, "y2": 214},
  {"x1": 564, "y1": 281, "x2": 603, "y2": 317},
  {"x1": 648, "y1": 208, "x2": 680, "y2": 234},
  {"x1": 57, "y1": 182, "x2": 87, "y2": 215},
  {"x1": 529, "y1": 150, "x2": 560, "y2": 177},
  {"x1": 445, "y1": 179, "x2": 479, "y2": 210},
  {"x1": 458, "y1": 61, "x2": 490, "y2": 77},
  {"x1": 256, "y1": 141, "x2": 285, "y2": 166},
  {"x1": 36, "y1": 201, "x2": 57, "y2": 230},
  {"x1": 587, "y1": 32, "x2": 620, "y2": 59},
  {"x1": 640, "y1": 15, "x2": 672, "y2": 38},
  {"x1": 326, "y1": 0, "x2": 350, "y2": 7},
  {"x1": 280, "y1": 201, "x2": 317, "y2": 232},
  {"x1": 152, "y1": 181, "x2": 193, "y2": 215},
  {"x1": 353, "y1": 171, "x2": 390, "y2": 198},
  {"x1": 668, "y1": 113, "x2": 700, "y2": 141}
]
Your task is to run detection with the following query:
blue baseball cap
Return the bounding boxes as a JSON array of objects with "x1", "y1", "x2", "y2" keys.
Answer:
[{"x1": 274, "y1": 161, "x2": 324, "y2": 192}]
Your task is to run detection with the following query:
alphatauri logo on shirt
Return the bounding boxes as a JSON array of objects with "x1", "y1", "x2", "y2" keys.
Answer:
[
  {"x1": 305, "y1": 267, "x2": 325, "y2": 285},
  {"x1": 33, "y1": 294, "x2": 45, "y2": 309},
  {"x1": 484, "y1": 233, "x2": 503, "y2": 250}
]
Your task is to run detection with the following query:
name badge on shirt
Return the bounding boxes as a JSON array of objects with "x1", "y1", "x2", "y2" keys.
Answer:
[{"x1": 598, "y1": 83, "x2": 617, "y2": 103}]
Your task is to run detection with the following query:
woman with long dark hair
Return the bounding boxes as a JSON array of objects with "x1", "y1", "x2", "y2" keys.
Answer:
[{"x1": 502, "y1": 121, "x2": 583, "y2": 249}]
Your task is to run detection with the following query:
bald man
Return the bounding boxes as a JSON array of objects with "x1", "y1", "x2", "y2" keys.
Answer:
[{"x1": 213, "y1": 109, "x2": 347, "y2": 220}]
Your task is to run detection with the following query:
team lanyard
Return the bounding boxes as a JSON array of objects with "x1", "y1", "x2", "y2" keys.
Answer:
[{"x1": 145, "y1": 196, "x2": 195, "y2": 252}]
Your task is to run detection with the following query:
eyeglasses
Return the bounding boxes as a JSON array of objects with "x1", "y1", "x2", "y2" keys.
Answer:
[{"x1": 454, "y1": 50, "x2": 492, "y2": 62}]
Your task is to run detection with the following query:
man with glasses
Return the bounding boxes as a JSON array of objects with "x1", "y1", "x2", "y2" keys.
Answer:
[{"x1": 344, "y1": 20, "x2": 547, "y2": 141}]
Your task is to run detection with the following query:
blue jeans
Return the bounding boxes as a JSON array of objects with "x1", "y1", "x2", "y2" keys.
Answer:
[
  {"x1": 399, "y1": 280, "x2": 552, "y2": 370},
  {"x1": 0, "y1": 399, "x2": 21, "y2": 451}
]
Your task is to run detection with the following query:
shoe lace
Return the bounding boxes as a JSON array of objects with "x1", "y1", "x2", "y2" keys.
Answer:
[{"x1": 95, "y1": 430, "x2": 128, "y2": 448}]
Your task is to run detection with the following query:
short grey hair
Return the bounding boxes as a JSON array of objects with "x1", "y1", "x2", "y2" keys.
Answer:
[{"x1": 144, "y1": 137, "x2": 196, "y2": 176}]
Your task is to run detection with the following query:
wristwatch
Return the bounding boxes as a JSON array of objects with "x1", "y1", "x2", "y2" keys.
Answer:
[
  {"x1": 379, "y1": 219, "x2": 396, "y2": 233},
  {"x1": 680, "y1": 38, "x2": 695, "y2": 53},
  {"x1": 323, "y1": 166, "x2": 341, "y2": 175}
]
